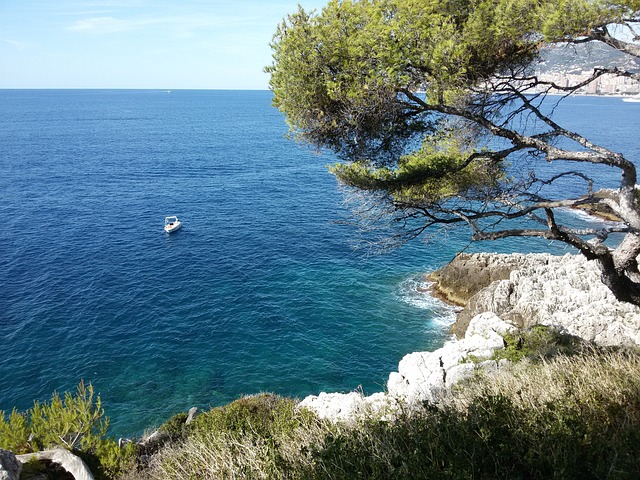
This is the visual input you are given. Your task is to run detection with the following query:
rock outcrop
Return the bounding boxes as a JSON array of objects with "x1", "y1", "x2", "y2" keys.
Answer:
[
  {"x1": 574, "y1": 188, "x2": 633, "y2": 222},
  {"x1": 16, "y1": 448, "x2": 94, "y2": 480},
  {"x1": 387, "y1": 312, "x2": 514, "y2": 402},
  {"x1": 299, "y1": 313, "x2": 515, "y2": 420},
  {"x1": 450, "y1": 253, "x2": 640, "y2": 346},
  {"x1": 427, "y1": 252, "x2": 543, "y2": 307},
  {"x1": 429, "y1": 253, "x2": 553, "y2": 336},
  {"x1": 0, "y1": 449, "x2": 21, "y2": 480},
  {"x1": 300, "y1": 251, "x2": 640, "y2": 422}
]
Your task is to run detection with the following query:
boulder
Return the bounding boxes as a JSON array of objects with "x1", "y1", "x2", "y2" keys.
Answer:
[
  {"x1": 185, "y1": 406, "x2": 198, "y2": 425},
  {"x1": 428, "y1": 252, "x2": 549, "y2": 305},
  {"x1": 16, "y1": 448, "x2": 94, "y2": 480},
  {"x1": 573, "y1": 188, "x2": 630, "y2": 222},
  {"x1": 387, "y1": 313, "x2": 515, "y2": 403},
  {"x1": 0, "y1": 449, "x2": 21, "y2": 480},
  {"x1": 299, "y1": 313, "x2": 516, "y2": 422},
  {"x1": 298, "y1": 392, "x2": 368, "y2": 421},
  {"x1": 428, "y1": 253, "x2": 552, "y2": 336}
]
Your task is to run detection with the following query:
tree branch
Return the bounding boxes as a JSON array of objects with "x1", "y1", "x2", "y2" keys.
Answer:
[{"x1": 592, "y1": 25, "x2": 640, "y2": 58}]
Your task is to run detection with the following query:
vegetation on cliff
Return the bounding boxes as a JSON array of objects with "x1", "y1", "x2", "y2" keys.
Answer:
[
  {"x1": 0, "y1": 381, "x2": 136, "y2": 479},
  {"x1": 132, "y1": 346, "x2": 640, "y2": 479},
  {"x1": 2, "y1": 334, "x2": 639, "y2": 479}
]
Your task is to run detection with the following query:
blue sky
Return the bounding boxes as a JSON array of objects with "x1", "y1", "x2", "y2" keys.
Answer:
[{"x1": 0, "y1": 0, "x2": 327, "y2": 89}]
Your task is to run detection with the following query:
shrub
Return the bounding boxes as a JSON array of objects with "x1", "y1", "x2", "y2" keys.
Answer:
[
  {"x1": 148, "y1": 393, "x2": 320, "y2": 479},
  {"x1": 493, "y1": 324, "x2": 588, "y2": 362},
  {"x1": 140, "y1": 352, "x2": 640, "y2": 479},
  {"x1": 189, "y1": 393, "x2": 309, "y2": 439},
  {"x1": 0, "y1": 381, "x2": 136, "y2": 480},
  {"x1": 158, "y1": 412, "x2": 189, "y2": 442}
]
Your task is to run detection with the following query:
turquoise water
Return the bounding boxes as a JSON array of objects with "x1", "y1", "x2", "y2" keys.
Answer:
[{"x1": 0, "y1": 90, "x2": 637, "y2": 437}]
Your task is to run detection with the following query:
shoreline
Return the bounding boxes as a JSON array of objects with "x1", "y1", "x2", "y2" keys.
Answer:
[{"x1": 298, "y1": 250, "x2": 640, "y2": 422}]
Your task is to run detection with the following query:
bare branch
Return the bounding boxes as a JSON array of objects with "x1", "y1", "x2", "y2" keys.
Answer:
[{"x1": 593, "y1": 25, "x2": 640, "y2": 58}]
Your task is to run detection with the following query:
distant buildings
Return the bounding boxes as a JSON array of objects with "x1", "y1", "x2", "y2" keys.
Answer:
[{"x1": 533, "y1": 70, "x2": 640, "y2": 95}]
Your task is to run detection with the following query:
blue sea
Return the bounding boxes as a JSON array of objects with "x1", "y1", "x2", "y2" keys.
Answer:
[{"x1": 1, "y1": 90, "x2": 638, "y2": 437}]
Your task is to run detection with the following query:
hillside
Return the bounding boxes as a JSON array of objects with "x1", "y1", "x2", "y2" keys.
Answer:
[{"x1": 536, "y1": 43, "x2": 640, "y2": 94}]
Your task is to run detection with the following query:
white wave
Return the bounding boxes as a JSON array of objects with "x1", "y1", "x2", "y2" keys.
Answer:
[
  {"x1": 558, "y1": 206, "x2": 624, "y2": 227},
  {"x1": 396, "y1": 274, "x2": 459, "y2": 326}
]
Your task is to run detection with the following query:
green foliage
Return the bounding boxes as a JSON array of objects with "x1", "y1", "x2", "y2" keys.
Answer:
[
  {"x1": 27, "y1": 380, "x2": 108, "y2": 452},
  {"x1": 0, "y1": 408, "x2": 29, "y2": 453},
  {"x1": 493, "y1": 325, "x2": 588, "y2": 362},
  {"x1": 138, "y1": 352, "x2": 640, "y2": 479},
  {"x1": 267, "y1": 0, "x2": 550, "y2": 159},
  {"x1": 89, "y1": 438, "x2": 138, "y2": 480},
  {"x1": 190, "y1": 393, "x2": 313, "y2": 440},
  {"x1": 153, "y1": 394, "x2": 321, "y2": 479},
  {"x1": 267, "y1": 0, "x2": 640, "y2": 250},
  {"x1": 0, "y1": 381, "x2": 136, "y2": 480},
  {"x1": 330, "y1": 132, "x2": 505, "y2": 205},
  {"x1": 158, "y1": 411, "x2": 189, "y2": 442},
  {"x1": 294, "y1": 353, "x2": 640, "y2": 479},
  {"x1": 540, "y1": 0, "x2": 640, "y2": 40}
]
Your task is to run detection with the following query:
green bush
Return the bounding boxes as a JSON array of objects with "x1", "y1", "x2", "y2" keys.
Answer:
[
  {"x1": 139, "y1": 352, "x2": 640, "y2": 480},
  {"x1": 0, "y1": 381, "x2": 136, "y2": 480},
  {"x1": 151, "y1": 394, "x2": 320, "y2": 479},
  {"x1": 190, "y1": 393, "x2": 310, "y2": 439},
  {"x1": 158, "y1": 411, "x2": 189, "y2": 442},
  {"x1": 493, "y1": 325, "x2": 588, "y2": 362}
]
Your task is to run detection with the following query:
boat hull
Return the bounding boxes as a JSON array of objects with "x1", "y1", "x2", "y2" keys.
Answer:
[{"x1": 164, "y1": 222, "x2": 181, "y2": 233}]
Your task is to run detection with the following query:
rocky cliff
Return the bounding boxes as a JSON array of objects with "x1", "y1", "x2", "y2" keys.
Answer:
[
  {"x1": 300, "y1": 252, "x2": 640, "y2": 421},
  {"x1": 438, "y1": 253, "x2": 640, "y2": 347}
]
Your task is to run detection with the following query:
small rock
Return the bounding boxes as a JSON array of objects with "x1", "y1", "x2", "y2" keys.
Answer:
[
  {"x1": 16, "y1": 448, "x2": 94, "y2": 480},
  {"x1": 185, "y1": 406, "x2": 198, "y2": 425},
  {"x1": 0, "y1": 449, "x2": 22, "y2": 480}
]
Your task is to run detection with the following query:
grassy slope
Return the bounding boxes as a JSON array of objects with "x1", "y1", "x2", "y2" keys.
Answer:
[{"x1": 129, "y1": 330, "x2": 640, "y2": 480}]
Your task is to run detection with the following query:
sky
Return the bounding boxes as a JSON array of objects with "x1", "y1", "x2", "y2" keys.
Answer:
[{"x1": 0, "y1": 0, "x2": 328, "y2": 89}]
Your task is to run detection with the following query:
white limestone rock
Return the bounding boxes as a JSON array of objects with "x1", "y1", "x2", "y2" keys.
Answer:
[
  {"x1": 466, "y1": 254, "x2": 640, "y2": 346},
  {"x1": 298, "y1": 252, "x2": 640, "y2": 425},
  {"x1": 387, "y1": 313, "x2": 515, "y2": 403},
  {"x1": 298, "y1": 392, "x2": 368, "y2": 421},
  {"x1": 445, "y1": 363, "x2": 476, "y2": 388},
  {"x1": 16, "y1": 448, "x2": 94, "y2": 480},
  {"x1": 299, "y1": 313, "x2": 518, "y2": 421}
]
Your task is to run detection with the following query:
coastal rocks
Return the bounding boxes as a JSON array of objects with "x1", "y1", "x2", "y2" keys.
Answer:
[
  {"x1": 0, "y1": 449, "x2": 21, "y2": 480},
  {"x1": 299, "y1": 313, "x2": 515, "y2": 421},
  {"x1": 429, "y1": 253, "x2": 552, "y2": 336},
  {"x1": 16, "y1": 448, "x2": 94, "y2": 480},
  {"x1": 574, "y1": 188, "x2": 636, "y2": 222},
  {"x1": 298, "y1": 392, "x2": 391, "y2": 422},
  {"x1": 387, "y1": 313, "x2": 515, "y2": 402},
  {"x1": 459, "y1": 254, "x2": 640, "y2": 346},
  {"x1": 186, "y1": 406, "x2": 198, "y2": 425},
  {"x1": 300, "y1": 251, "x2": 640, "y2": 423}
]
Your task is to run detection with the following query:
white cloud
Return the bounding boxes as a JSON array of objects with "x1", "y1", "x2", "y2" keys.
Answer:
[
  {"x1": 69, "y1": 16, "x2": 133, "y2": 33},
  {"x1": 68, "y1": 13, "x2": 247, "y2": 35},
  {"x1": 2, "y1": 39, "x2": 32, "y2": 50}
]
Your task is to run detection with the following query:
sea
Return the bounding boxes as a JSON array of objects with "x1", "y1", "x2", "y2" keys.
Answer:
[{"x1": 1, "y1": 90, "x2": 638, "y2": 438}]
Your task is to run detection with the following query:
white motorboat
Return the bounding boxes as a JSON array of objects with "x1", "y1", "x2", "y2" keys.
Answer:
[
  {"x1": 622, "y1": 94, "x2": 640, "y2": 103},
  {"x1": 164, "y1": 215, "x2": 181, "y2": 233}
]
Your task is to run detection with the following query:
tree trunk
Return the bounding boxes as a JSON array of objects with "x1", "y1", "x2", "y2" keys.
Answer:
[{"x1": 597, "y1": 233, "x2": 640, "y2": 305}]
